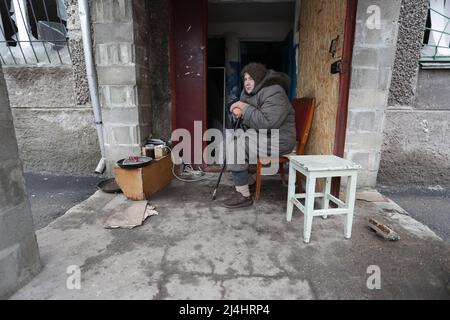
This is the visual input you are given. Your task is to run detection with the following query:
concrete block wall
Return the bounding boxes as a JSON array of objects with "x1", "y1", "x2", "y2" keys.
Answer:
[
  {"x1": 91, "y1": 0, "x2": 153, "y2": 175},
  {"x1": 0, "y1": 65, "x2": 41, "y2": 299},
  {"x1": 379, "y1": 0, "x2": 450, "y2": 190},
  {"x1": 3, "y1": 66, "x2": 100, "y2": 176},
  {"x1": 345, "y1": 0, "x2": 402, "y2": 189},
  {"x1": 380, "y1": 68, "x2": 450, "y2": 189},
  {"x1": 3, "y1": 1, "x2": 101, "y2": 176}
]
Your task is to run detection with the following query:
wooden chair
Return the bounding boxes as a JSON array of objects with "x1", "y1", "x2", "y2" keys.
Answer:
[{"x1": 255, "y1": 97, "x2": 316, "y2": 201}]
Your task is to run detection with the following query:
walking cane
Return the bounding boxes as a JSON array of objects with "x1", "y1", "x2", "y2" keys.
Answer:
[{"x1": 212, "y1": 117, "x2": 241, "y2": 201}]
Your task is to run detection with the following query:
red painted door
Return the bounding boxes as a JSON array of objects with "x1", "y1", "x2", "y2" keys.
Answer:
[{"x1": 170, "y1": 0, "x2": 208, "y2": 165}]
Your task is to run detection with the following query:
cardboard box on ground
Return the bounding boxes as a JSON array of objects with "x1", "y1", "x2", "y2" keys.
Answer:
[{"x1": 114, "y1": 154, "x2": 176, "y2": 201}]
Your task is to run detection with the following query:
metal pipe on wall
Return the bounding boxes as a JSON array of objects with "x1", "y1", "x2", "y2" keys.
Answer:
[{"x1": 79, "y1": 0, "x2": 106, "y2": 174}]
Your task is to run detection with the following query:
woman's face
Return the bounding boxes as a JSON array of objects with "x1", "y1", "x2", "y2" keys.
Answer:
[{"x1": 244, "y1": 73, "x2": 255, "y2": 94}]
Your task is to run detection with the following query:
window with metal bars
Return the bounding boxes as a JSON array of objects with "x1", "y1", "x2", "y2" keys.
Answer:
[
  {"x1": 0, "y1": 0, "x2": 71, "y2": 65},
  {"x1": 421, "y1": 0, "x2": 450, "y2": 66}
]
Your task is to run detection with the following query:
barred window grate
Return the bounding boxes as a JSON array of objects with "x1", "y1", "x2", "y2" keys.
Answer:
[
  {"x1": 0, "y1": 0, "x2": 71, "y2": 66},
  {"x1": 421, "y1": 0, "x2": 450, "y2": 63}
]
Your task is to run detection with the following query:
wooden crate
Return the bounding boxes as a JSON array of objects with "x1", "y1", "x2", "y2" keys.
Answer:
[{"x1": 114, "y1": 154, "x2": 175, "y2": 201}]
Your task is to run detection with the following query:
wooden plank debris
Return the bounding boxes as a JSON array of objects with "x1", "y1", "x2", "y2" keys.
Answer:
[{"x1": 368, "y1": 218, "x2": 400, "y2": 241}]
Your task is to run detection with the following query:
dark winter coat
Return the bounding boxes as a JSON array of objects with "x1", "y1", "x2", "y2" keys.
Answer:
[{"x1": 240, "y1": 70, "x2": 297, "y2": 155}]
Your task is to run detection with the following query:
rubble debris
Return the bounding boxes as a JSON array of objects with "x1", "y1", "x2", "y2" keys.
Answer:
[
  {"x1": 104, "y1": 201, "x2": 158, "y2": 229},
  {"x1": 368, "y1": 218, "x2": 400, "y2": 241}
]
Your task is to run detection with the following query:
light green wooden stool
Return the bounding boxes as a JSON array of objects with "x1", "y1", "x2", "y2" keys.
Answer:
[{"x1": 286, "y1": 155, "x2": 361, "y2": 243}]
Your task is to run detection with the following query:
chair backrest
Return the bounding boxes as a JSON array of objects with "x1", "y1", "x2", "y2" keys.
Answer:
[{"x1": 291, "y1": 97, "x2": 316, "y2": 155}]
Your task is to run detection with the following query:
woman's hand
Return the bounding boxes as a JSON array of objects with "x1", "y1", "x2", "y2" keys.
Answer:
[
  {"x1": 230, "y1": 101, "x2": 247, "y2": 118},
  {"x1": 232, "y1": 107, "x2": 242, "y2": 118}
]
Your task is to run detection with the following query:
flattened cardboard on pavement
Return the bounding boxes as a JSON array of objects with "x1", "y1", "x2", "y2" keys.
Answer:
[
  {"x1": 114, "y1": 154, "x2": 175, "y2": 201},
  {"x1": 104, "y1": 200, "x2": 158, "y2": 229}
]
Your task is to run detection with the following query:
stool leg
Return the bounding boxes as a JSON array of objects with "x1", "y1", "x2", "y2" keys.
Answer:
[
  {"x1": 303, "y1": 175, "x2": 316, "y2": 243},
  {"x1": 344, "y1": 172, "x2": 357, "y2": 239},
  {"x1": 322, "y1": 177, "x2": 332, "y2": 219},
  {"x1": 286, "y1": 164, "x2": 296, "y2": 222}
]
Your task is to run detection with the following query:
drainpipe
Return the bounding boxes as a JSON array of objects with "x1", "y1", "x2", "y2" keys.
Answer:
[{"x1": 79, "y1": 0, "x2": 106, "y2": 174}]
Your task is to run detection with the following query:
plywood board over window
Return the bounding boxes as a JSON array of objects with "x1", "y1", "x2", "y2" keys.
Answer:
[{"x1": 297, "y1": 0, "x2": 347, "y2": 156}]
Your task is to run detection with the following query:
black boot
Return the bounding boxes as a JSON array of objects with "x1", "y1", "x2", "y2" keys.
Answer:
[{"x1": 223, "y1": 191, "x2": 253, "y2": 209}]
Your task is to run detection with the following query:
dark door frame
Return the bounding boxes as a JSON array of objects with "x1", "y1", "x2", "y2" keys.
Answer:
[
  {"x1": 332, "y1": 0, "x2": 358, "y2": 197},
  {"x1": 169, "y1": 0, "x2": 208, "y2": 167}
]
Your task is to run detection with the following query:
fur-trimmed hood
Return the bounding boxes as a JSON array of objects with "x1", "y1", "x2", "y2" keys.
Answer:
[{"x1": 244, "y1": 69, "x2": 291, "y2": 96}]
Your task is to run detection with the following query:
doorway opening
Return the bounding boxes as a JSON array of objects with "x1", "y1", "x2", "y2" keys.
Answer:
[
  {"x1": 207, "y1": 37, "x2": 226, "y2": 132},
  {"x1": 207, "y1": 0, "x2": 297, "y2": 132},
  {"x1": 170, "y1": 0, "x2": 357, "y2": 173}
]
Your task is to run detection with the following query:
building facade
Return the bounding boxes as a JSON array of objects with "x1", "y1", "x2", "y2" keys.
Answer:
[{"x1": 1, "y1": 0, "x2": 449, "y2": 191}]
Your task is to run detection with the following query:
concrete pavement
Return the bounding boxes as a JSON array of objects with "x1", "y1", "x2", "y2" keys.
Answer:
[{"x1": 10, "y1": 175, "x2": 450, "y2": 299}]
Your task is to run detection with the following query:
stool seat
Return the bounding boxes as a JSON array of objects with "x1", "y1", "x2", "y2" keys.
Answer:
[
  {"x1": 287, "y1": 155, "x2": 361, "y2": 172},
  {"x1": 286, "y1": 155, "x2": 361, "y2": 243}
]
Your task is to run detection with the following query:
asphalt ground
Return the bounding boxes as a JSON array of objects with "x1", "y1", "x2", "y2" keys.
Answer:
[
  {"x1": 24, "y1": 173, "x2": 104, "y2": 230},
  {"x1": 379, "y1": 187, "x2": 450, "y2": 243}
]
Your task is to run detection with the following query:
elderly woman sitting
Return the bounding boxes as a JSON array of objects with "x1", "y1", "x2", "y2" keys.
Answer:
[{"x1": 223, "y1": 62, "x2": 296, "y2": 209}]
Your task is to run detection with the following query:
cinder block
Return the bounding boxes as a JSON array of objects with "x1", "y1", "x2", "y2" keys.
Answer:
[
  {"x1": 345, "y1": 132, "x2": 384, "y2": 151},
  {"x1": 350, "y1": 67, "x2": 379, "y2": 89},
  {"x1": 105, "y1": 125, "x2": 140, "y2": 145},
  {"x1": 93, "y1": 23, "x2": 133, "y2": 44},
  {"x1": 96, "y1": 43, "x2": 134, "y2": 66},
  {"x1": 348, "y1": 89, "x2": 388, "y2": 110},
  {"x1": 356, "y1": 0, "x2": 402, "y2": 23},
  {"x1": 97, "y1": 66, "x2": 136, "y2": 86},
  {"x1": 347, "y1": 110, "x2": 385, "y2": 133},
  {"x1": 91, "y1": 0, "x2": 132, "y2": 23},
  {"x1": 100, "y1": 85, "x2": 137, "y2": 107},
  {"x1": 102, "y1": 107, "x2": 139, "y2": 125},
  {"x1": 352, "y1": 46, "x2": 396, "y2": 69},
  {"x1": 350, "y1": 67, "x2": 392, "y2": 90},
  {"x1": 354, "y1": 18, "x2": 400, "y2": 47}
]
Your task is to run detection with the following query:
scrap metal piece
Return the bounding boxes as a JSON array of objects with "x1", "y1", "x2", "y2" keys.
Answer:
[{"x1": 368, "y1": 218, "x2": 400, "y2": 241}]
